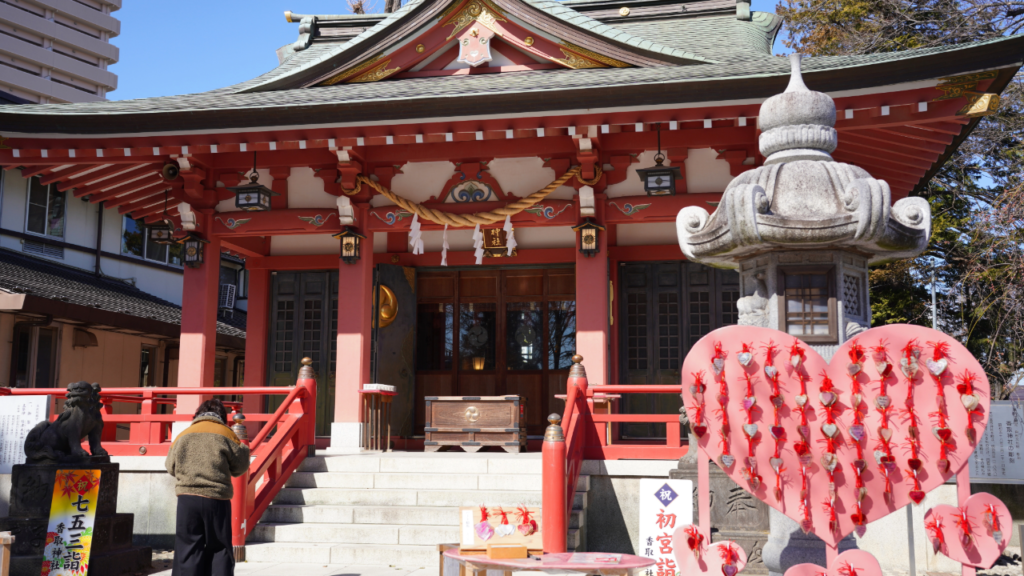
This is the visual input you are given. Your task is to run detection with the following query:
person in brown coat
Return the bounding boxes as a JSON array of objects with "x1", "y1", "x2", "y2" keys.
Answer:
[{"x1": 166, "y1": 399, "x2": 250, "y2": 576}]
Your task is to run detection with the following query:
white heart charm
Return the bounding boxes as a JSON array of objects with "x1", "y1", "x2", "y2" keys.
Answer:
[
  {"x1": 742, "y1": 396, "x2": 757, "y2": 410},
  {"x1": 819, "y1": 391, "x2": 836, "y2": 406},
  {"x1": 849, "y1": 424, "x2": 865, "y2": 442},
  {"x1": 791, "y1": 354, "x2": 802, "y2": 368},
  {"x1": 900, "y1": 357, "x2": 918, "y2": 378},
  {"x1": 743, "y1": 423, "x2": 759, "y2": 438},
  {"x1": 821, "y1": 423, "x2": 838, "y2": 438},
  {"x1": 873, "y1": 450, "x2": 886, "y2": 465},
  {"x1": 764, "y1": 365, "x2": 778, "y2": 378},
  {"x1": 713, "y1": 357, "x2": 725, "y2": 374},
  {"x1": 720, "y1": 454, "x2": 735, "y2": 467},
  {"x1": 820, "y1": 453, "x2": 838, "y2": 472},
  {"x1": 848, "y1": 363, "x2": 862, "y2": 376},
  {"x1": 875, "y1": 361, "x2": 891, "y2": 375},
  {"x1": 874, "y1": 395, "x2": 891, "y2": 410},
  {"x1": 495, "y1": 524, "x2": 515, "y2": 537},
  {"x1": 794, "y1": 394, "x2": 808, "y2": 407},
  {"x1": 926, "y1": 358, "x2": 948, "y2": 376},
  {"x1": 851, "y1": 393, "x2": 863, "y2": 407},
  {"x1": 737, "y1": 352, "x2": 753, "y2": 366},
  {"x1": 770, "y1": 457, "x2": 784, "y2": 473},
  {"x1": 961, "y1": 394, "x2": 980, "y2": 411}
]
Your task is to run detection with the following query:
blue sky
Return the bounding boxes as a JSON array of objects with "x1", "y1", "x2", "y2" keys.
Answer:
[{"x1": 109, "y1": 0, "x2": 781, "y2": 101}]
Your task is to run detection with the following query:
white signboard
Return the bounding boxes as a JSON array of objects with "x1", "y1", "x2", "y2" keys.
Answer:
[
  {"x1": 638, "y1": 478, "x2": 693, "y2": 576},
  {"x1": 969, "y1": 401, "x2": 1024, "y2": 484},
  {"x1": 0, "y1": 395, "x2": 50, "y2": 473}
]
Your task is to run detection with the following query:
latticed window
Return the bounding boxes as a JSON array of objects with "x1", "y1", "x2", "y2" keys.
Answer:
[
  {"x1": 627, "y1": 292, "x2": 648, "y2": 370},
  {"x1": 302, "y1": 300, "x2": 323, "y2": 372},
  {"x1": 273, "y1": 300, "x2": 295, "y2": 372},
  {"x1": 688, "y1": 291, "x2": 711, "y2": 348},
  {"x1": 721, "y1": 290, "x2": 740, "y2": 325},
  {"x1": 658, "y1": 293, "x2": 680, "y2": 370},
  {"x1": 330, "y1": 297, "x2": 338, "y2": 374},
  {"x1": 781, "y1": 267, "x2": 836, "y2": 342}
]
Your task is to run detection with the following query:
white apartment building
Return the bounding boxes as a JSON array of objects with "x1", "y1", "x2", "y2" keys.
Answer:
[{"x1": 0, "y1": 0, "x2": 120, "y2": 103}]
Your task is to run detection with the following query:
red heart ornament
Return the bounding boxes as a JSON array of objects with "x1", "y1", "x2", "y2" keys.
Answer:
[
  {"x1": 673, "y1": 525, "x2": 748, "y2": 576},
  {"x1": 924, "y1": 493, "x2": 1010, "y2": 569},
  {"x1": 684, "y1": 325, "x2": 990, "y2": 547},
  {"x1": 784, "y1": 550, "x2": 882, "y2": 576},
  {"x1": 693, "y1": 425, "x2": 708, "y2": 438}
]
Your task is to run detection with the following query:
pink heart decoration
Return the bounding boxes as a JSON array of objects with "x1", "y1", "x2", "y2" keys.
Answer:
[
  {"x1": 672, "y1": 525, "x2": 748, "y2": 576},
  {"x1": 924, "y1": 492, "x2": 1010, "y2": 568},
  {"x1": 784, "y1": 550, "x2": 882, "y2": 576},
  {"x1": 683, "y1": 325, "x2": 990, "y2": 547}
]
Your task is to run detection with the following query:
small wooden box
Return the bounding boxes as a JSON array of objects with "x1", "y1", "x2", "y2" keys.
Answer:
[
  {"x1": 486, "y1": 544, "x2": 528, "y2": 559},
  {"x1": 425, "y1": 396, "x2": 526, "y2": 454}
]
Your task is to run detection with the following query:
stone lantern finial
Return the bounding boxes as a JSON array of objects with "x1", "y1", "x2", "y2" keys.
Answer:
[{"x1": 758, "y1": 53, "x2": 838, "y2": 165}]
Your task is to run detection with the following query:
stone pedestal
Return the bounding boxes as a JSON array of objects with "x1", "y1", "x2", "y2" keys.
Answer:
[
  {"x1": 670, "y1": 458, "x2": 769, "y2": 573},
  {"x1": 0, "y1": 460, "x2": 152, "y2": 576},
  {"x1": 762, "y1": 509, "x2": 857, "y2": 576}
]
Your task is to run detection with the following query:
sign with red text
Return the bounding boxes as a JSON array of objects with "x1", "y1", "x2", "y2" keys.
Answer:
[
  {"x1": 638, "y1": 478, "x2": 693, "y2": 576},
  {"x1": 40, "y1": 470, "x2": 102, "y2": 576}
]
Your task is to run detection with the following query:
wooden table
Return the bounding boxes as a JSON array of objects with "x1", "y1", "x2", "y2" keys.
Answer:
[
  {"x1": 555, "y1": 392, "x2": 621, "y2": 445},
  {"x1": 425, "y1": 396, "x2": 526, "y2": 454},
  {"x1": 443, "y1": 549, "x2": 656, "y2": 576}
]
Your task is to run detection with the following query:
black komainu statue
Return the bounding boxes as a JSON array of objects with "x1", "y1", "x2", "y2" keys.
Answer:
[{"x1": 23, "y1": 381, "x2": 108, "y2": 464}]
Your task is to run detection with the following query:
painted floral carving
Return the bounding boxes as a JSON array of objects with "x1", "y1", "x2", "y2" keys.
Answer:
[
  {"x1": 371, "y1": 210, "x2": 414, "y2": 225},
  {"x1": 609, "y1": 202, "x2": 652, "y2": 217},
  {"x1": 523, "y1": 204, "x2": 571, "y2": 219},
  {"x1": 215, "y1": 217, "x2": 251, "y2": 230},
  {"x1": 298, "y1": 214, "x2": 336, "y2": 227}
]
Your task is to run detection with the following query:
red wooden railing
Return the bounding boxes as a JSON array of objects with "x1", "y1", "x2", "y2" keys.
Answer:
[
  {"x1": 0, "y1": 359, "x2": 317, "y2": 561},
  {"x1": 543, "y1": 355, "x2": 685, "y2": 553}
]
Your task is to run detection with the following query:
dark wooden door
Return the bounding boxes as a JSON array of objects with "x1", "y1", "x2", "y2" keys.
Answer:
[
  {"x1": 414, "y1": 267, "x2": 575, "y2": 437},
  {"x1": 268, "y1": 271, "x2": 338, "y2": 436},
  {"x1": 618, "y1": 262, "x2": 739, "y2": 438},
  {"x1": 372, "y1": 264, "x2": 417, "y2": 437}
]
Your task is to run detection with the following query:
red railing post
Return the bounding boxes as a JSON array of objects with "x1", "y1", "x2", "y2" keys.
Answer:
[
  {"x1": 230, "y1": 409, "x2": 251, "y2": 562},
  {"x1": 542, "y1": 413, "x2": 567, "y2": 554},
  {"x1": 294, "y1": 357, "x2": 317, "y2": 456}
]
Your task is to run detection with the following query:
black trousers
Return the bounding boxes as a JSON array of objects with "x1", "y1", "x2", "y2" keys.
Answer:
[{"x1": 173, "y1": 495, "x2": 235, "y2": 576}]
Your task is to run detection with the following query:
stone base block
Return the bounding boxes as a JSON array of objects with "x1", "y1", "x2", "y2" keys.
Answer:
[
  {"x1": 0, "y1": 513, "x2": 136, "y2": 556},
  {"x1": 712, "y1": 530, "x2": 769, "y2": 574},
  {"x1": 8, "y1": 545, "x2": 153, "y2": 576},
  {"x1": 9, "y1": 462, "x2": 120, "y2": 518}
]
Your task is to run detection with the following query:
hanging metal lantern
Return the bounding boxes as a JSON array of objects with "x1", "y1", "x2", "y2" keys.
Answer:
[
  {"x1": 572, "y1": 218, "x2": 605, "y2": 258},
  {"x1": 635, "y1": 123, "x2": 681, "y2": 196},
  {"x1": 181, "y1": 233, "x2": 209, "y2": 268},
  {"x1": 147, "y1": 220, "x2": 174, "y2": 244},
  {"x1": 228, "y1": 152, "x2": 279, "y2": 211},
  {"x1": 333, "y1": 226, "x2": 366, "y2": 264}
]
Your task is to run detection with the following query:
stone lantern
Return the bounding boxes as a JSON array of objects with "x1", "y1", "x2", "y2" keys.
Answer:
[{"x1": 671, "y1": 54, "x2": 932, "y2": 575}]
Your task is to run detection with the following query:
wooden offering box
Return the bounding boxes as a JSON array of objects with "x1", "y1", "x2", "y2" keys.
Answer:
[{"x1": 425, "y1": 396, "x2": 526, "y2": 454}]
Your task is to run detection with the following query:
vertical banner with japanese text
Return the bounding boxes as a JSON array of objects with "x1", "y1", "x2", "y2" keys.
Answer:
[
  {"x1": 40, "y1": 469, "x2": 102, "y2": 576},
  {"x1": 638, "y1": 479, "x2": 693, "y2": 576}
]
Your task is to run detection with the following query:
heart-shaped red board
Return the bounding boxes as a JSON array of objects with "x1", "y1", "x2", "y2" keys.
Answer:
[
  {"x1": 784, "y1": 549, "x2": 882, "y2": 576},
  {"x1": 682, "y1": 325, "x2": 990, "y2": 547},
  {"x1": 924, "y1": 492, "x2": 1011, "y2": 568}
]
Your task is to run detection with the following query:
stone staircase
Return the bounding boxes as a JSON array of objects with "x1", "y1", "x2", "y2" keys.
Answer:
[{"x1": 245, "y1": 451, "x2": 590, "y2": 566}]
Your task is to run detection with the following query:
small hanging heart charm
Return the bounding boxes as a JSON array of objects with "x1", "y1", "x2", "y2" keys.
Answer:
[
  {"x1": 798, "y1": 454, "x2": 812, "y2": 466},
  {"x1": 800, "y1": 518, "x2": 813, "y2": 534},
  {"x1": 849, "y1": 424, "x2": 865, "y2": 442},
  {"x1": 764, "y1": 365, "x2": 778, "y2": 379},
  {"x1": 821, "y1": 422, "x2": 838, "y2": 438},
  {"x1": 855, "y1": 525, "x2": 867, "y2": 537},
  {"x1": 794, "y1": 441, "x2": 810, "y2": 456},
  {"x1": 743, "y1": 423, "x2": 758, "y2": 438},
  {"x1": 743, "y1": 396, "x2": 757, "y2": 410},
  {"x1": 723, "y1": 564, "x2": 739, "y2": 576},
  {"x1": 770, "y1": 457, "x2": 784, "y2": 473},
  {"x1": 791, "y1": 354, "x2": 802, "y2": 368},
  {"x1": 908, "y1": 425, "x2": 918, "y2": 440},
  {"x1": 908, "y1": 457, "x2": 922, "y2": 471},
  {"x1": 770, "y1": 426, "x2": 786, "y2": 440},
  {"x1": 993, "y1": 530, "x2": 1003, "y2": 543},
  {"x1": 851, "y1": 512, "x2": 866, "y2": 526},
  {"x1": 495, "y1": 524, "x2": 515, "y2": 537},
  {"x1": 771, "y1": 394, "x2": 784, "y2": 408},
  {"x1": 937, "y1": 458, "x2": 950, "y2": 474},
  {"x1": 737, "y1": 352, "x2": 753, "y2": 366},
  {"x1": 719, "y1": 454, "x2": 735, "y2": 468},
  {"x1": 878, "y1": 427, "x2": 893, "y2": 442},
  {"x1": 961, "y1": 393, "x2": 980, "y2": 411},
  {"x1": 859, "y1": 486, "x2": 868, "y2": 501},
  {"x1": 873, "y1": 450, "x2": 886, "y2": 465},
  {"x1": 692, "y1": 425, "x2": 707, "y2": 438},
  {"x1": 721, "y1": 423, "x2": 731, "y2": 435},
  {"x1": 749, "y1": 474, "x2": 761, "y2": 491},
  {"x1": 874, "y1": 395, "x2": 891, "y2": 410},
  {"x1": 926, "y1": 357, "x2": 948, "y2": 376},
  {"x1": 852, "y1": 459, "x2": 866, "y2": 473},
  {"x1": 747, "y1": 456, "x2": 759, "y2": 469},
  {"x1": 900, "y1": 357, "x2": 919, "y2": 378},
  {"x1": 820, "y1": 453, "x2": 838, "y2": 472},
  {"x1": 717, "y1": 394, "x2": 729, "y2": 405},
  {"x1": 908, "y1": 490, "x2": 925, "y2": 505},
  {"x1": 819, "y1": 391, "x2": 836, "y2": 406},
  {"x1": 713, "y1": 357, "x2": 725, "y2": 374},
  {"x1": 933, "y1": 426, "x2": 952, "y2": 442},
  {"x1": 848, "y1": 363, "x2": 862, "y2": 376},
  {"x1": 794, "y1": 394, "x2": 808, "y2": 407},
  {"x1": 875, "y1": 360, "x2": 892, "y2": 376},
  {"x1": 965, "y1": 426, "x2": 977, "y2": 444},
  {"x1": 851, "y1": 393, "x2": 863, "y2": 407},
  {"x1": 797, "y1": 425, "x2": 810, "y2": 440}
]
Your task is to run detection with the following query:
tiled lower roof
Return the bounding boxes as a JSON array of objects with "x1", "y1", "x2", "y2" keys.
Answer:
[{"x1": 0, "y1": 248, "x2": 246, "y2": 340}]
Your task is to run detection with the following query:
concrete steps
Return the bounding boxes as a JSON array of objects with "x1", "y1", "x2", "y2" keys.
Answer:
[{"x1": 245, "y1": 451, "x2": 590, "y2": 565}]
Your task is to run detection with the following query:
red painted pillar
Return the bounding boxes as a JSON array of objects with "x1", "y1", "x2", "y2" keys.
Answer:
[
  {"x1": 177, "y1": 210, "x2": 222, "y2": 417},
  {"x1": 575, "y1": 196, "x2": 608, "y2": 386},
  {"x1": 332, "y1": 205, "x2": 374, "y2": 448},
  {"x1": 243, "y1": 268, "x2": 270, "y2": 427}
]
